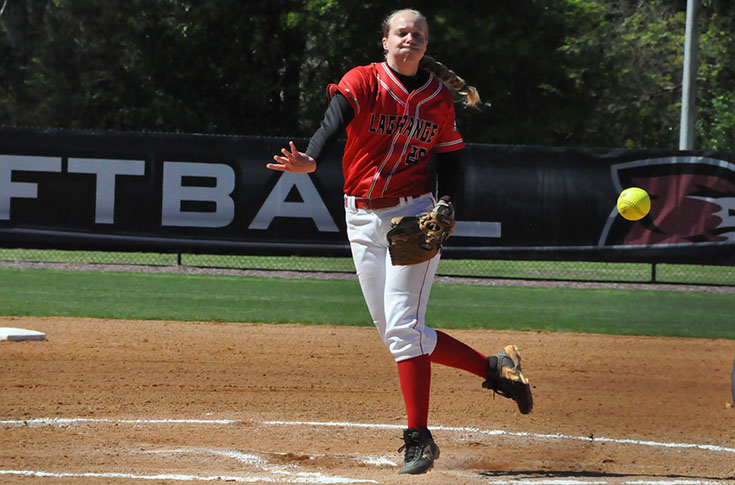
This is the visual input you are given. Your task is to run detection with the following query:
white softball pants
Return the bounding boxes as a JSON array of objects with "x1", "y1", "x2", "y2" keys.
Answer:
[{"x1": 345, "y1": 193, "x2": 440, "y2": 362}]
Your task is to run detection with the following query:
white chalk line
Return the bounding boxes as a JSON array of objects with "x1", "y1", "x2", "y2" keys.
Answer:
[
  {"x1": 0, "y1": 445, "x2": 386, "y2": 483},
  {"x1": 0, "y1": 417, "x2": 238, "y2": 426},
  {"x1": 0, "y1": 469, "x2": 377, "y2": 483},
  {"x1": 0, "y1": 419, "x2": 388, "y2": 484},
  {"x1": 1, "y1": 445, "x2": 380, "y2": 484},
  {"x1": 146, "y1": 447, "x2": 298, "y2": 474},
  {"x1": 146, "y1": 447, "x2": 396, "y2": 474},
  {"x1": 3, "y1": 416, "x2": 734, "y2": 455},
  {"x1": 0, "y1": 470, "x2": 727, "y2": 485},
  {"x1": 1, "y1": 417, "x2": 733, "y2": 484},
  {"x1": 262, "y1": 420, "x2": 735, "y2": 456}
]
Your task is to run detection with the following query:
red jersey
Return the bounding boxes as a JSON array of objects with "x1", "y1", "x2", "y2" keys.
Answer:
[{"x1": 327, "y1": 62, "x2": 464, "y2": 198}]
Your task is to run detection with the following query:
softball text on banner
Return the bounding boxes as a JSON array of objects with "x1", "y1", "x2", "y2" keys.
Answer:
[{"x1": 0, "y1": 127, "x2": 733, "y2": 265}]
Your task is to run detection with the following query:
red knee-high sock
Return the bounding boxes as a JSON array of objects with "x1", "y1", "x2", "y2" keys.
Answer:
[
  {"x1": 430, "y1": 330, "x2": 489, "y2": 378},
  {"x1": 396, "y1": 354, "x2": 431, "y2": 429}
]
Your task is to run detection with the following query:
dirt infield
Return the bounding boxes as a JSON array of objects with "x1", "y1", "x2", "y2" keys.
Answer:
[{"x1": 1, "y1": 316, "x2": 734, "y2": 484}]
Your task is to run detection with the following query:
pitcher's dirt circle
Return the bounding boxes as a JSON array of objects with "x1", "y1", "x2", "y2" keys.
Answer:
[{"x1": 1, "y1": 316, "x2": 734, "y2": 484}]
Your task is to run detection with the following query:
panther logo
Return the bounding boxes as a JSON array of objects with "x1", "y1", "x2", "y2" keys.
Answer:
[{"x1": 599, "y1": 156, "x2": 735, "y2": 246}]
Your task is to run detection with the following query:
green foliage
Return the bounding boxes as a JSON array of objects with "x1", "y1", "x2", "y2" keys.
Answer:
[
  {"x1": 0, "y1": 0, "x2": 733, "y2": 149},
  {"x1": 568, "y1": 2, "x2": 686, "y2": 148},
  {"x1": 696, "y1": 11, "x2": 735, "y2": 150},
  {"x1": 556, "y1": 0, "x2": 735, "y2": 150}
]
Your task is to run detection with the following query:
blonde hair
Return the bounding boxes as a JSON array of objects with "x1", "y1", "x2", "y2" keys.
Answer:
[
  {"x1": 382, "y1": 9, "x2": 428, "y2": 38},
  {"x1": 381, "y1": 10, "x2": 481, "y2": 108},
  {"x1": 419, "y1": 55, "x2": 481, "y2": 107}
]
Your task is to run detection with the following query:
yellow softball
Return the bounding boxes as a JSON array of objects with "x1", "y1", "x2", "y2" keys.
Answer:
[{"x1": 617, "y1": 187, "x2": 651, "y2": 221}]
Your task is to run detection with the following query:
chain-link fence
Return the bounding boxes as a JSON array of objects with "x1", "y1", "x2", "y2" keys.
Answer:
[{"x1": 1, "y1": 248, "x2": 733, "y2": 286}]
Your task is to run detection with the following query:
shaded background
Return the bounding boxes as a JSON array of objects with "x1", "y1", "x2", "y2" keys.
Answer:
[{"x1": 1, "y1": 0, "x2": 734, "y2": 150}]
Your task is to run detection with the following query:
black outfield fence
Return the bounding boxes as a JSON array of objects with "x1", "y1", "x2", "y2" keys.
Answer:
[{"x1": 1, "y1": 249, "x2": 733, "y2": 286}]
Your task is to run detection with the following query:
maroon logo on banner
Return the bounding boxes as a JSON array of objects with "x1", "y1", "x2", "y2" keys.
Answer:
[{"x1": 599, "y1": 157, "x2": 735, "y2": 247}]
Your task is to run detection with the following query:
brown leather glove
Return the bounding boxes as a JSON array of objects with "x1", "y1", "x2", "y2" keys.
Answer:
[{"x1": 386, "y1": 197, "x2": 455, "y2": 266}]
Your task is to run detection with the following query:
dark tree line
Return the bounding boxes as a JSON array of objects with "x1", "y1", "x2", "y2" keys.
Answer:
[{"x1": 1, "y1": 0, "x2": 733, "y2": 150}]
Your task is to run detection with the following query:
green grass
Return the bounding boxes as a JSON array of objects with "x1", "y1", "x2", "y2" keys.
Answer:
[
  {"x1": 427, "y1": 284, "x2": 735, "y2": 338},
  {"x1": 1, "y1": 267, "x2": 733, "y2": 339},
  {"x1": 0, "y1": 267, "x2": 368, "y2": 324}
]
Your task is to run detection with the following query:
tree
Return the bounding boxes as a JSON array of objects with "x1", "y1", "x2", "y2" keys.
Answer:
[
  {"x1": 696, "y1": 2, "x2": 735, "y2": 150},
  {"x1": 1, "y1": 0, "x2": 733, "y2": 149}
]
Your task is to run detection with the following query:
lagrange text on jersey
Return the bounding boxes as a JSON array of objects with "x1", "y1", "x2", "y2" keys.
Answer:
[{"x1": 367, "y1": 113, "x2": 439, "y2": 145}]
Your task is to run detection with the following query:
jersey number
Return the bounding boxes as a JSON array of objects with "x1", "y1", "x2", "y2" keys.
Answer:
[{"x1": 405, "y1": 145, "x2": 428, "y2": 166}]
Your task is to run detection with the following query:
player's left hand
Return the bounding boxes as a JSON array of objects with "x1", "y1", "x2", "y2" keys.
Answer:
[
  {"x1": 386, "y1": 197, "x2": 456, "y2": 266},
  {"x1": 267, "y1": 141, "x2": 317, "y2": 173}
]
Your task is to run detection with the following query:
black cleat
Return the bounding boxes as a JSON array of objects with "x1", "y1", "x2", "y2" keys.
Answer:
[
  {"x1": 398, "y1": 427, "x2": 440, "y2": 474},
  {"x1": 483, "y1": 344, "x2": 533, "y2": 414}
]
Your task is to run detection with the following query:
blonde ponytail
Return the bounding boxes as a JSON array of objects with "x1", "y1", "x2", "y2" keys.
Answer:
[{"x1": 419, "y1": 55, "x2": 481, "y2": 108}]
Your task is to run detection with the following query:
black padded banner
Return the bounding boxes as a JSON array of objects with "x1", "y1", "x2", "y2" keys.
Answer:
[{"x1": 1, "y1": 127, "x2": 733, "y2": 264}]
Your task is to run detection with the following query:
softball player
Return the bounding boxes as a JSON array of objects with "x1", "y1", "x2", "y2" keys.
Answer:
[{"x1": 268, "y1": 9, "x2": 532, "y2": 474}]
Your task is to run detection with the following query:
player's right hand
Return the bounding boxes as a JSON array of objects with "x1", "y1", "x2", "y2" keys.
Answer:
[{"x1": 267, "y1": 141, "x2": 317, "y2": 173}]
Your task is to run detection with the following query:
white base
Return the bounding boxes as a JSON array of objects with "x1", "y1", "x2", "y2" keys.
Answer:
[{"x1": 0, "y1": 327, "x2": 46, "y2": 341}]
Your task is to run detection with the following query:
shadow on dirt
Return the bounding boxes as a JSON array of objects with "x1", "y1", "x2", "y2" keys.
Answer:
[{"x1": 479, "y1": 469, "x2": 734, "y2": 482}]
